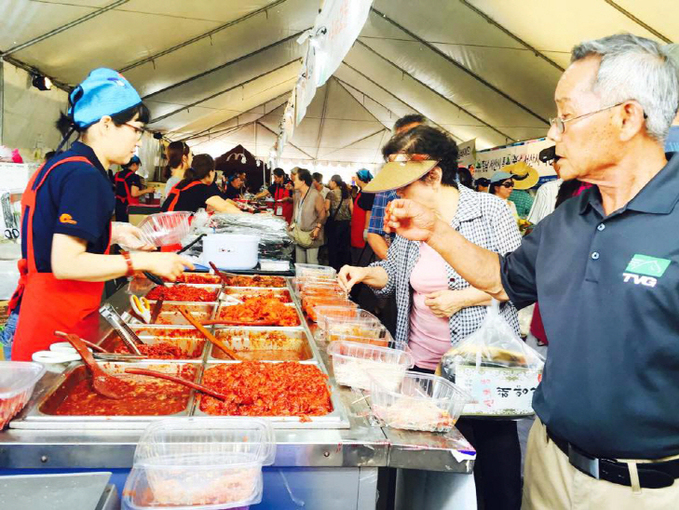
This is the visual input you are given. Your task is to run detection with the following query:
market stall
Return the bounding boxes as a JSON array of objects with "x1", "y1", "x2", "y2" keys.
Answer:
[{"x1": 0, "y1": 268, "x2": 476, "y2": 510}]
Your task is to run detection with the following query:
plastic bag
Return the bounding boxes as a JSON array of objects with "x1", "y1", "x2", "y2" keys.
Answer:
[{"x1": 438, "y1": 300, "x2": 544, "y2": 379}]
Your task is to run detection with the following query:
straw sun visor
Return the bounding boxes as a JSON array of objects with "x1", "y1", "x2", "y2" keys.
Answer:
[{"x1": 363, "y1": 154, "x2": 439, "y2": 193}]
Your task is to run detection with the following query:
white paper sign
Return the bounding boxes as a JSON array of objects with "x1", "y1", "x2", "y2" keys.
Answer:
[
  {"x1": 457, "y1": 139, "x2": 476, "y2": 168},
  {"x1": 455, "y1": 365, "x2": 542, "y2": 417}
]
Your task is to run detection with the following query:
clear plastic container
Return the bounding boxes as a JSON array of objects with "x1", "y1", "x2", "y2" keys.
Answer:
[
  {"x1": 294, "y1": 263, "x2": 336, "y2": 279},
  {"x1": 0, "y1": 361, "x2": 45, "y2": 429},
  {"x1": 125, "y1": 417, "x2": 276, "y2": 509},
  {"x1": 303, "y1": 297, "x2": 357, "y2": 322},
  {"x1": 327, "y1": 341, "x2": 414, "y2": 391},
  {"x1": 138, "y1": 211, "x2": 192, "y2": 247},
  {"x1": 327, "y1": 327, "x2": 394, "y2": 348},
  {"x1": 324, "y1": 310, "x2": 383, "y2": 340},
  {"x1": 314, "y1": 305, "x2": 362, "y2": 333},
  {"x1": 369, "y1": 371, "x2": 471, "y2": 433}
]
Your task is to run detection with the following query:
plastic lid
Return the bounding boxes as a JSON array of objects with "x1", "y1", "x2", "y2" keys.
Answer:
[
  {"x1": 134, "y1": 417, "x2": 276, "y2": 468},
  {"x1": 0, "y1": 361, "x2": 46, "y2": 399},
  {"x1": 327, "y1": 341, "x2": 414, "y2": 367}
]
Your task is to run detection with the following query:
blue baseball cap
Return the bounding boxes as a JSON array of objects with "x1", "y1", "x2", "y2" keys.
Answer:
[
  {"x1": 356, "y1": 169, "x2": 373, "y2": 183},
  {"x1": 128, "y1": 155, "x2": 141, "y2": 165},
  {"x1": 68, "y1": 68, "x2": 142, "y2": 129},
  {"x1": 490, "y1": 171, "x2": 513, "y2": 184}
]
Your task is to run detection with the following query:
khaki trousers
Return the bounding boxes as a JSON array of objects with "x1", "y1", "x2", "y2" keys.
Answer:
[{"x1": 523, "y1": 419, "x2": 679, "y2": 510}]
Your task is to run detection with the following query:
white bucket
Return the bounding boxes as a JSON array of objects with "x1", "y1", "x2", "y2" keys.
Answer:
[{"x1": 202, "y1": 233, "x2": 260, "y2": 270}]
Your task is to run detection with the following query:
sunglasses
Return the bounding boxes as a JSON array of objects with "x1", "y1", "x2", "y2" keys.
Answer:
[{"x1": 499, "y1": 181, "x2": 514, "y2": 188}]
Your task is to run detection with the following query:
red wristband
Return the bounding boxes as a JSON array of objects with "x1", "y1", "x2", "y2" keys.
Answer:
[{"x1": 122, "y1": 252, "x2": 135, "y2": 277}]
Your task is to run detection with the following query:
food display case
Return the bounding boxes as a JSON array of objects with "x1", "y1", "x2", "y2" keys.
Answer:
[{"x1": 0, "y1": 276, "x2": 475, "y2": 510}]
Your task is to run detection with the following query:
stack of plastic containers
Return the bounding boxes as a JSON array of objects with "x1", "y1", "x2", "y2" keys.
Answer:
[
  {"x1": 0, "y1": 361, "x2": 45, "y2": 429},
  {"x1": 293, "y1": 264, "x2": 360, "y2": 322},
  {"x1": 138, "y1": 211, "x2": 192, "y2": 247},
  {"x1": 323, "y1": 309, "x2": 392, "y2": 347},
  {"x1": 123, "y1": 417, "x2": 276, "y2": 510},
  {"x1": 327, "y1": 341, "x2": 414, "y2": 391},
  {"x1": 369, "y1": 372, "x2": 471, "y2": 433}
]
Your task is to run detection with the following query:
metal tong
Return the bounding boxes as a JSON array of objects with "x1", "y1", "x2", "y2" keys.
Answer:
[{"x1": 99, "y1": 303, "x2": 143, "y2": 355}]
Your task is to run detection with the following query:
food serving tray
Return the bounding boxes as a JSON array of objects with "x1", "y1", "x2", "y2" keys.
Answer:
[
  {"x1": 124, "y1": 302, "x2": 217, "y2": 326},
  {"x1": 99, "y1": 325, "x2": 209, "y2": 361},
  {"x1": 213, "y1": 300, "x2": 304, "y2": 328},
  {"x1": 12, "y1": 362, "x2": 200, "y2": 430},
  {"x1": 191, "y1": 361, "x2": 350, "y2": 429},
  {"x1": 221, "y1": 286, "x2": 293, "y2": 303},
  {"x1": 209, "y1": 327, "x2": 314, "y2": 361}
]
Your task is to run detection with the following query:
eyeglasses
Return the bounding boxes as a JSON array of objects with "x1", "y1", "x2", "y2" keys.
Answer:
[
  {"x1": 500, "y1": 181, "x2": 514, "y2": 188},
  {"x1": 549, "y1": 102, "x2": 626, "y2": 135},
  {"x1": 122, "y1": 123, "x2": 148, "y2": 140}
]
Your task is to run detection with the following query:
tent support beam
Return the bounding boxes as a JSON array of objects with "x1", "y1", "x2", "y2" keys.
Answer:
[
  {"x1": 149, "y1": 59, "x2": 300, "y2": 124},
  {"x1": 189, "y1": 123, "x2": 253, "y2": 148},
  {"x1": 333, "y1": 77, "x2": 399, "y2": 128},
  {"x1": 458, "y1": 0, "x2": 564, "y2": 72},
  {"x1": 181, "y1": 92, "x2": 291, "y2": 142},
  {"x1": 315, "y1": 83, "x2": 331, "y2": 160},
  {"x1": 256, "y1": 121, "x2": 315, "y2": 159},
  {"x1": 0, "y1": 55, "x2": 71, "y2": 92},
  {"x1": 2, "y1": 0, "x2": 130, "y2": 57},
  {"x1": 120, "y1": 0, "x2": 290, "y2": 72},
  {"x1": 338, "y1": 63, "x2": 462, "y2": 141},
  {"x1": 143, "y1": 30, "x2": 307, "y2": 100},
  {"x1": 602, "y1": 0, "x2": 672, "y2": 43},
  {"x1": 355, "y1": 40, "x2": 515, "y2": 142},
  {"x1": 318, "y1": 128, "x2": 388, "y2": 159},
  {"x1": 370, "y1": 8, "x2": 549, "y2": 125}
]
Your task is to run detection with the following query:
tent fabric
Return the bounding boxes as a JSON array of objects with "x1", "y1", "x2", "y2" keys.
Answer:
[{"x1": 1, "y1": 0, "x2": 676, "y2": 171}]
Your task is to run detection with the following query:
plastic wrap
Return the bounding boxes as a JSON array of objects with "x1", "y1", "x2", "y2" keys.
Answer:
[{"x1": 183, "y1": 213, "x2": 293, "y2": 262}]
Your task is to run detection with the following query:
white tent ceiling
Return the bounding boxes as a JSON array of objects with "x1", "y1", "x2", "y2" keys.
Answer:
[{"x1": 1, "y1": 0, "x2": 676, "y2": 167}]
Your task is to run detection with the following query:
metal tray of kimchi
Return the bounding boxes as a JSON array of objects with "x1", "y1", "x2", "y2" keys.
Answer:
[
  {"x1": 99, "y1": 325, "x2": 209, "y2": 361},
  {"x1": 124, "y1": 302, "x2": 218, "y2": 326},
  {"x1": 208, "y1": 327, "x2": 315, "y2": 362},
  {"x1": 12, "y1": 362, "x2": 201, "y2": 429}
]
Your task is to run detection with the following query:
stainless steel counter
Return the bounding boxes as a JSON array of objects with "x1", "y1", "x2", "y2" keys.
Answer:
[{"x1": 0, "y1": 279, "x2": 474, "y2": 484}]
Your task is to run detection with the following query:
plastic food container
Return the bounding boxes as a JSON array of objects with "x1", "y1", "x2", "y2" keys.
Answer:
[
  {"x1": 314, "y1": 305, "x2": 362, "y2": 333},
  {"x1": 201, "y1": 233, "x2": 260, "y2": 270},
  {"x1": 327, "y1": 327, "x2": 394, "y2": 348},
  {"x1": 0, "y1": 361, "x2": 46, "y2": 429},
  {"x1": 138, "y1": 212, "x2": 192, "y2": 247},
  {"x1": 327, "y1": 341, "x2": 413, "y2": 391},
  {"x1": 324, "y1": 310, "x2": 383, "y2": 340},
  {"x1": 370, "y1": 371, "x2": 471, "y2": 433},
  {"x1": 303, "y1": 298, "x2": 357, "y2": 322},
  {"x1": 124, "y1": 417, "x2": 275, "y2": 509},
  {"x1": 294, "y1": 263, "x2": 336, "y2": 278}
]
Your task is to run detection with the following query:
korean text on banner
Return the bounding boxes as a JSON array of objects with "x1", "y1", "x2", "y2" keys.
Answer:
[{"x1": 474, "y1": 138, "x2": 556, "y2": 179}]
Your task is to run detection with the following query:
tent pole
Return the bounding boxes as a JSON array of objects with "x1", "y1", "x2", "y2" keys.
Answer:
[
  {"x1": 314, "y1": 84, "x2": 331, "y2": 160},
  {"x1": 370, "y1": 8, "x2": 550, "y2": 125},
  {"x1": 337, "y1": 65, "x2": 463, "y2": 141},
  {"x1": 149, "y1": 60, "x2": 300, "y2": 124},
  {"x1": 120, "y1": 0, "x2": 291, "y2": 72},
  {"x1": 602, "y1": 0, "x2": 672, "y2": 43},
  {"x1": 458, "y1": 0, "x2": 564, "y2": 72},
  {"x1": 2, "y1": 0, "x2": 130, "y2": 57},
  {"x1": 142, "y1": 30, "x2": 307, "y2": 100},
  {"x1": 318, "y1": 128, "x2": 388, "y2": 159},
  {"x1": 351, "y1": 43, "x2": 515, "y2": 141},
  {"x1": 181, "y1": 91, "x2": 291, "y2": 142},
  {"x1": 256, "y1": 121, "x2": 314, "y2": 159}
]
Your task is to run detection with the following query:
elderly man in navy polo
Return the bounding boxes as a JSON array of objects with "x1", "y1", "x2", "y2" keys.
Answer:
[{"x1": 382, "y1": 34, "x2": 679, "y2": 509}]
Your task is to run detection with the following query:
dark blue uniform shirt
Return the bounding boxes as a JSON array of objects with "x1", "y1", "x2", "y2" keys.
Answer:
[
  {"x1": 501, "y1": 153, "x2": 679, "y2": 459},
  {"x1": 22, "y1": 141, "x2": 115, "y2": 273}
]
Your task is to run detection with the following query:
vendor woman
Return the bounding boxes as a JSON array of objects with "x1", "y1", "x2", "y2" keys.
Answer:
[
  {"x1": 161, "y1": 154, "x2": 242, "y2": 214},
  {"x1": 114, "y1": 155, "x2": 154, "y2": 222},
  {"x1": 9, "y1": 68, "x2": 193, "y2": 362}
]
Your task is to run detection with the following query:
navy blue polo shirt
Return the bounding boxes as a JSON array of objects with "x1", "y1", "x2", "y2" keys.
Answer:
[
  {"x1": 500, "y1": 153, "x2": 679, "y2": 459},
  {"x1": 22, "y1": 141, "x2": 115, "y2": 273},
  {"x1": 114, "y1": 169, "x2": 142, "y2": 201}
]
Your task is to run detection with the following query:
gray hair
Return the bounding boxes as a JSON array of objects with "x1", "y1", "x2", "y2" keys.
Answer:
[{"x1": 571, "y1": 33, "x2": 679, "y2": 142}]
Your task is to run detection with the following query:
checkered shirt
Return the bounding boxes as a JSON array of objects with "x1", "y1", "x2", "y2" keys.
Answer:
[
  {"x1": 370, "y1": 185, "x2": 522, "y2": 349},
  {"x1": 367, "y1": 190, "x2": 398, "y2": 236}
]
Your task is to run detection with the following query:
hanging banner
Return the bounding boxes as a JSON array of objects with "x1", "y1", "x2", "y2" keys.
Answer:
[
  {"x1": 457, "y1": 138, "x2": 476, "y2": 168},
  {"x1": 474, "y1": 138, "x2": 556, "y2": 179}
]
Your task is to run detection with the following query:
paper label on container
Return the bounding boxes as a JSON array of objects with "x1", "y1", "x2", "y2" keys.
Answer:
[{"x1": 455, "y1": 365, "x2": 541, "y2": 416}]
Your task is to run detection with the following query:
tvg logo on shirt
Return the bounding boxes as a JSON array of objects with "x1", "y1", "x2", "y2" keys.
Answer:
[{"x1": 622, "y1": 254, "x2": 671, "y2": 288}]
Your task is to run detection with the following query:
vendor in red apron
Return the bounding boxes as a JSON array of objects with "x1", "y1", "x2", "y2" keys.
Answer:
[
  {"x1": 161, "y1": 154, "x2": 243, "y2": 214},
  {"x1": 254, "y1": 168, "x2": 293, "y2": 223},
  {"x1": 9, "y1": 68, "x2": 193, "y2": 361},
  {"x1": 114, "y1": 155, "x2": 154, "y2": 222},
  {"x1": 350, "y1": 169, "x2": 375, "y2": 265}
]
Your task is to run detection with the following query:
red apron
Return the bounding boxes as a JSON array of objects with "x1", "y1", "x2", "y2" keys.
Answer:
[
  {"x1": 351, "y1": 192, "x2": 367, "y2": 248},
  {"x1": 115, "y1": 169, "x2": 141, "y2": 208},
  {"x1": 160, "y1": 180, "x2": 203, "y2": 252},
  {"x1": 273, "y1": 185, "x2": 293, "y2": 224},
  {"x1": 10, "y1": 157, "x2": 111, "y2": 361}
]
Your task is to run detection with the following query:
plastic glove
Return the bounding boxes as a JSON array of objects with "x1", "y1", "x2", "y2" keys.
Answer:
[{"x1": 111, "y1": 222, "x2": 155, "y2": 251}]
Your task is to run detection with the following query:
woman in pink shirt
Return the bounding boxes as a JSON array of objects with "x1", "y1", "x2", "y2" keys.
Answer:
[{"x1": 339, "y1": 125, "x2": 522, "y2": 510}]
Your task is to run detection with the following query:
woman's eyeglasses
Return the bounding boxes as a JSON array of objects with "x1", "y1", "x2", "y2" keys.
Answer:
[
  {"x1": 500, "y1": 181, "x2": 514, "y2": 188},
  {"x1": 122, "y1": 123, "x2": 148, "y2": 140}
]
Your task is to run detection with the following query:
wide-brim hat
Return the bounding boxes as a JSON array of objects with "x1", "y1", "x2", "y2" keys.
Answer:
[
  {"x1": 363, "y1": 154, "x2": 439, "y2": 193},
  {"x1": 502, "y1": 161, "x2": 539, "y2": 190}
]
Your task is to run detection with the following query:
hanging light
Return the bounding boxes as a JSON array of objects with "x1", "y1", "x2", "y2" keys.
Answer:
[
  {"x1": 241, "y1": 154, "x2": 247, "y2": 164},
  {"x1": 31, "y1": 74, "x2": 52, "y2": 91}
]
